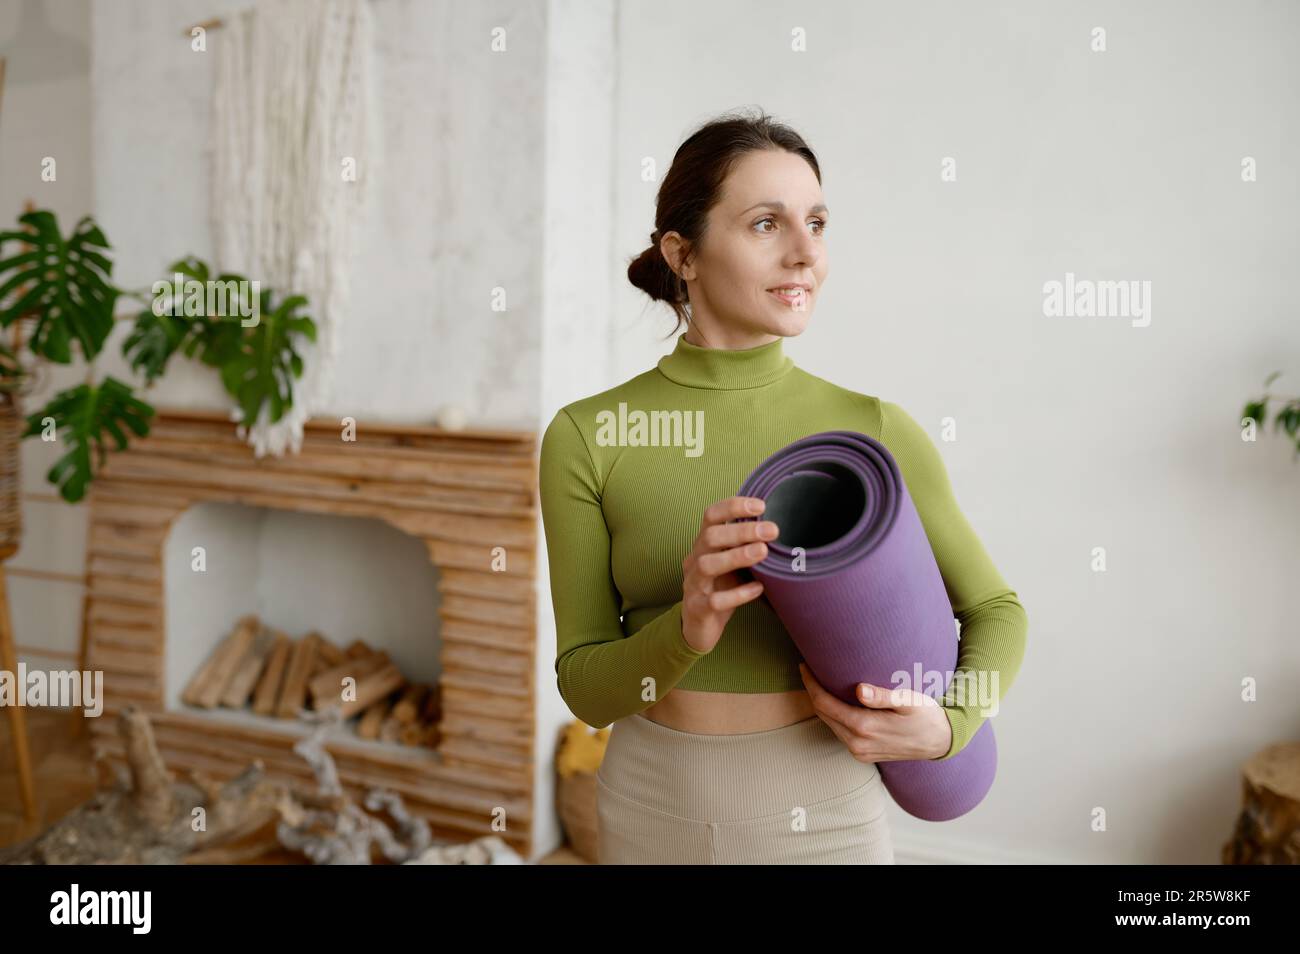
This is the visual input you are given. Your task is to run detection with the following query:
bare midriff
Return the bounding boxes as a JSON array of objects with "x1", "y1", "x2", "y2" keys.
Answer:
[{"x1": 639, "y1": 687, "x2": 815, "y2": 734}]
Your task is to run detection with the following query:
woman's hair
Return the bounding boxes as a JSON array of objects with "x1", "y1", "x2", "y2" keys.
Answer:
[{"x1": 627, "y1": 108, "x2": 822, "y2": 337}]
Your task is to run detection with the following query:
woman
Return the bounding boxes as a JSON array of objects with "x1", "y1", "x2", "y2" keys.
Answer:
[{"x1": 539, "y1": 110, "x2": 1028, "y2": 864}]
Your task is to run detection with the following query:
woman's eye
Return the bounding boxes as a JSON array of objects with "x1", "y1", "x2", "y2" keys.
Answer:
[{"x1": 754, "y1": 216, "x2": 828, "y2": 235}]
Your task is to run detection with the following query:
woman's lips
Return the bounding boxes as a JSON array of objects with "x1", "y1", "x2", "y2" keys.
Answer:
[{"x1": 767, "y1": 288, "x2": 808, "y2": 307}]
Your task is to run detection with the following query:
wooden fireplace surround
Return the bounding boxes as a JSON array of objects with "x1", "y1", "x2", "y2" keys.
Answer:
[{"x1": 81, "y1": 407, "x2": 539, "y2": 856}]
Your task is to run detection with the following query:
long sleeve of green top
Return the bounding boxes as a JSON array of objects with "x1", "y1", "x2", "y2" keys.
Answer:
[{"x1": 537, "y1": 333, "x2": 1028, "y2": 760}]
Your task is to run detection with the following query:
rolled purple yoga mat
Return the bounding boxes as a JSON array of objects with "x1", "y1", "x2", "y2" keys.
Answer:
[{"x1": 736, "y1": 430, "x2": 996, "y2": 821}]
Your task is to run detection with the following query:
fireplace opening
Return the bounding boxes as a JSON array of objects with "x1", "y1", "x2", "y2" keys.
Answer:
[{"x1": 163, "y1": 501, "x2": 443, "y2": 752}]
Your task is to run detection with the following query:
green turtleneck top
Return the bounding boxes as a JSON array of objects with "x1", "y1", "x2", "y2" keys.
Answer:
[{"x1": 538, "y1": 334, "x2": 1028, "y2": 761}]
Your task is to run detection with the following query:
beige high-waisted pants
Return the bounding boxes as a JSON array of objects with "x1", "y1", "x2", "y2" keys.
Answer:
[{"x1": 595, "y1": 711, "x2": 894, "y2": 864}]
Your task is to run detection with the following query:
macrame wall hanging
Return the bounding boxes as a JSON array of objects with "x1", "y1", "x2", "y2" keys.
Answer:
[{"x1": 210, "y1": 0, "x2": 375, "y2": 457}]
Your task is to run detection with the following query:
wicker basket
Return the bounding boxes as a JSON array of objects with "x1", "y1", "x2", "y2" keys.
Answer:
[
  {"x1": 0, "y1": 388, "x2": 23, "y2": 561},
  {"x1": 556, "y1": 770, "x2": 599, "y2": 863}
]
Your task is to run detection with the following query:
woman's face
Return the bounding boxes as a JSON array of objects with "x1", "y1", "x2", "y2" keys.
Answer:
[{"x1": 671, "y1": 148, "x2": 829, "y2": 347}]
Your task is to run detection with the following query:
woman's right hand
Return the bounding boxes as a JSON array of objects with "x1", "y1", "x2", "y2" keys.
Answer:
[{"x1": 680, "y1": 495, "x2": 780, "y2": 653}]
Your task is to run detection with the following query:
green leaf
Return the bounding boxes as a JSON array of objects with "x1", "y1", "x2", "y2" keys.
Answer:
[
  {"x1": 1242, "y1": 400, "x2": 1266, "y2": 426},
  {"x1": 24, "y1": 377, "x2": 155, "y2": 503},
  {"x1": 0, "y1": 210, "x2": 119, "y2": 364},
  {"x1": 217, "y1": 288, "x2": 313, "y2": 429},
  {"x1": 122, "y1": 259, "x2": 260, "y2": 382},
  {"x1": 122, "y1": 305, "x2": 192, "y2": 385},
  {"x1": 1275, "y1": 401, "x2": 1300, "y2": 438}
]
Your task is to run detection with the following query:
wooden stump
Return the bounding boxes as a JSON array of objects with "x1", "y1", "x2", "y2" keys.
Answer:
[{"x1": 1222, "y1": 741, "x2": 1300, "y2": 864}]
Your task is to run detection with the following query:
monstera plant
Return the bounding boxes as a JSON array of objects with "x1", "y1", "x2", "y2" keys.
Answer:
[
  {"x1": 0, "y1": 208, "x2": 316, "y2": 503},
  {"x1": 1242, "y1": 371, "x2": 1300, "y2": 460}
]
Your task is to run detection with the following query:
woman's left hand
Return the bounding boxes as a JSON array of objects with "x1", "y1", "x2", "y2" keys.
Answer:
[{"x1": 799, "y1": 663, "x2": 952, "y2": 763}]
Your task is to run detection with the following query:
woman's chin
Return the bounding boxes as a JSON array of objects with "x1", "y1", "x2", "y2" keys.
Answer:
[{"x1": 766, "y1": 310, "x2": 812, "y2": 337}]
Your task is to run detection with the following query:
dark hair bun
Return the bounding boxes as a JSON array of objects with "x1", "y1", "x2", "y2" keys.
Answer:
[{"x1": 626, "y1": 235, "x2": 680, "y2": 305}]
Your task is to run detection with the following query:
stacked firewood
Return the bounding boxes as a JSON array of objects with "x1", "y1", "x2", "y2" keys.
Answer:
[{"x1": 180, "y1": 614, "x2": 441, "y2": 749}]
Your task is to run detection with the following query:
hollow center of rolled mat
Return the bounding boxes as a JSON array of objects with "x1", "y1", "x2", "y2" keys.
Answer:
[{"x1": 763, "y1": 463, "x2": 865, "y2": 550}]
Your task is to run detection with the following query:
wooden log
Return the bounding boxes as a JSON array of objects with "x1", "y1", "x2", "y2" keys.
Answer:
[
  {"x1": 181, "y1": 615, "x2": 259, "y2": 709},
  {"x1": 421, "y1": 684, "x2": 442, "y2": 722},
  {"x1": 391, "y1": 684, "x2": 428, "y2": 724},
  {"x1": 1223, "y1": 742, "x2": 1300, "y2": 864},
  {"x1": 379, "y1": 713, "x2": 403, "y2": 743},
  {"x1": 306, "y1": 634, "x2": 333, "y2": 676},
  {"x1": 344, "y1": 639, "x2": 374, "y2": 659},
  {"x1": 275, "y1": 632, "x2": 321, "y2": 719},
  {"x1": 251, "y1": 631, "x2": 292, "y2": 716},
  {"x1": 357, "y1": 693, "x2": 397, "y2": 740},
  {"x1": 315, "y1": 638, "x2": 345, "y2": 667},
  {"x1": 331, "y1": 664, "x2": 405, "y2": 720},
  {"x1": 220, "y1": 625, "x2": 277, "y2": 708},
  {"x1": 307, "y1": 651, "x2": 391, "y2": 708}
]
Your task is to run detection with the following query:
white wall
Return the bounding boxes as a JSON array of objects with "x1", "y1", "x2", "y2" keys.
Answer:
[
  {"x1": 7, "y1": 0, "x2": 1296, "y2": 865},
  {"x1": 593, "y1": 0, "x2": 1300, "y2": 863}
]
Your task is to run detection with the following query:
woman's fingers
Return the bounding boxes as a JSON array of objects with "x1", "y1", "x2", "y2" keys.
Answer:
[
  {"x1": 695, "y1": 540, "x2": 770, "y2": 577},
  {"x1": 699, "y1": 495, "x2": 765, "y2": 533},
  {"x1": 681, "y1": 497, "x2": 772, "y2": 654},
  {"x1": 705, "y1": 579, "x2": 764, "y2": 612},
  {"x1": 702, "y1": 519, "x2": 779, "y2": 551},
  {"x1": 799, "y1": 663, "x2": 872, "y2": 736}
]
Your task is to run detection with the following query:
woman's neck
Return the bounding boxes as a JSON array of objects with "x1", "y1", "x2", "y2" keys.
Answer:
[{"x1": 683, "y1": 323, "x2": 780, "y2": 351}]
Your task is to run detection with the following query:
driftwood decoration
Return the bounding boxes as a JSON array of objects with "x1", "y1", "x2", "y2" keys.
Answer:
[
  {"x1": 0, "y1": 706, "x2": 525, "y2": 865},
  {"x1": 1223, "y1": 741, "x2": 1300, "y2": 864},
  {"x1": 0, "y1": 706, "x2": 286, "y2": 864},
  {"x1": 274, "y1": 708, "x2": 435, "y2": 864},
  {"x1": 274, "y1": 709, "x2": 520, "y2": 864}
]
